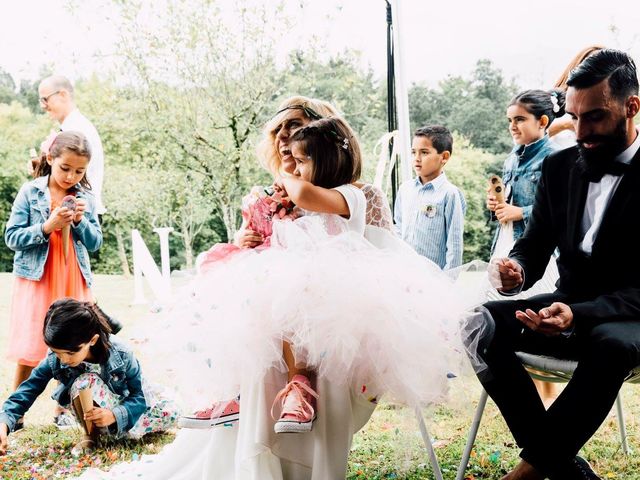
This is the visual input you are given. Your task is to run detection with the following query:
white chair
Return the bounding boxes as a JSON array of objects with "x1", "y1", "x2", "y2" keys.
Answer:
[
  {"x1": 455, "y1": 352, "x2": 640, "y2": 480},
  {"x1": 415, "y1": 408, "x2": 445, "y2": 480}
]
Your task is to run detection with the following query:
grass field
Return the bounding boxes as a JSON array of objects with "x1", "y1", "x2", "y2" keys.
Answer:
[{"x1": 0, "y1": 273, "x2": 639, "y2": 479}]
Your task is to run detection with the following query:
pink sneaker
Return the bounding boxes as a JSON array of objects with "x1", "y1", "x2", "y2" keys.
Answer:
[
  {"x1": 272, "y1": 375, "x2": 319, "y2": 433},
  {"x1": 178, "y1": 398, "x2": 240, "y2": 429}
]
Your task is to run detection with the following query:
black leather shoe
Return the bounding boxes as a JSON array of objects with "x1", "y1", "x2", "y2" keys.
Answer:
[
  {"x1": 105, "y1": 314, "x2": 123, "y2": 335},
  {"x1": 550, "y1": 456, "x2": 602, "y2": 480}
]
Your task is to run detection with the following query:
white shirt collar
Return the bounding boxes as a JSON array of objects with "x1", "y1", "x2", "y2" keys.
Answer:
[
  {"x1": 616, "y1": 127, "x2": 640, "y2": 165},
  {"x1": 415, "y1": 172, "x2": 448, "y2": 190}
]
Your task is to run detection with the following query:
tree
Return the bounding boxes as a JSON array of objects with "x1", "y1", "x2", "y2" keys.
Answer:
[
  {"x1": 445, "y1": 135, "x2": 502, "y2": 262},
  {"x1": 409, "y1": 60, "x2": 519, "y2": 155},
  {"x1": 0, "y1": 68, "x2": 16, "y2": 105},
  {"x1": 106, "y1": 0, "x2": 290, "y2": 242},
  {"x1": 0, "y1": 102, "x2": 53, "y2": 270}
]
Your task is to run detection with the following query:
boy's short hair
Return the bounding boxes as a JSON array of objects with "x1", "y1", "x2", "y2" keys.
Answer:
[{"x1": 414, "y1": 125, "x2": 453, "y2": 154}]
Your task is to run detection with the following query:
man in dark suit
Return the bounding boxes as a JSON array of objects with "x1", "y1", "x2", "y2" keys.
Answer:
[{"x1": 477, "y1": 49, "x2": 640, "y2": 480}]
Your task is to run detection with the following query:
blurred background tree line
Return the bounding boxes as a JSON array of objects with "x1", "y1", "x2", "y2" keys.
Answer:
[{"x1": 0, "y1": 0, "x2": 518, "y2": 274}]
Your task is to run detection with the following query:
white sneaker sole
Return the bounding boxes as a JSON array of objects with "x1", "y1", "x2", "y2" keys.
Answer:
[
  {"x1": 274, "y1": 417, "x2": 315, "y2": 434},
  {"x1": 178, "y1": 413, "x2": 240, "y2": 429}
]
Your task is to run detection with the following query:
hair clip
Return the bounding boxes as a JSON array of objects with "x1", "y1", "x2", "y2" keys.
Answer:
[
  {"x1": 342, "y1": 137, "x2": 349, "y2": 150},
  {"x1": 40, "y1": 131, "x2": 59, "y2": 155},
  {"x1": 550, "y1": 92, "x2": 560, "y2": 113}
]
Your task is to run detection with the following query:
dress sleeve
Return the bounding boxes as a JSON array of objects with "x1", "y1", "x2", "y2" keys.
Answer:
[
  {"x1": 332, "y1": 184, "x2": 367, "y2": 235},
  {"x1": 361, "y1": 184, "x2": 393, "y2": 231}
]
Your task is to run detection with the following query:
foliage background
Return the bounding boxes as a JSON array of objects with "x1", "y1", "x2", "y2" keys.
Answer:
[{"x1": 0, "y1": 1, "x2": 519, "y2": 274}]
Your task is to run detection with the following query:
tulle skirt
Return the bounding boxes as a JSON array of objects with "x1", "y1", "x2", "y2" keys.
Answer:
[{"x1": 140, "y1": 216, "x2": 488, "y2": 409}]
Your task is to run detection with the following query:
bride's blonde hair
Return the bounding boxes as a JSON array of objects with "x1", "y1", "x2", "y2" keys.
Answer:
[{"x1": 257, "y1": 96, "x2": 339, "y2": 175}]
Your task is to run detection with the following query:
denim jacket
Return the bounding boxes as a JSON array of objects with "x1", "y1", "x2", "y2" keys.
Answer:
[
  {"x1": 0, "y1": 337, "x2": 147, "y2": 436},
  {"x1": 4, "y1": 176, "x2": 102, "y2": 287},
  {"x1": 492, "y1": 135, "x2": 557, "y2": 249}
]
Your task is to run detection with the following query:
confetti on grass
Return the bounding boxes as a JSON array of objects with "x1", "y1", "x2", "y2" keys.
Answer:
[{"x1": 0, "y1": 426, "x2": 175, "y2": 479}]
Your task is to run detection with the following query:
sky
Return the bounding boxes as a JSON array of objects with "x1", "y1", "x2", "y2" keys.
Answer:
[{"x1": 1, "y1": 0, "x2": 639, "y2": 90}]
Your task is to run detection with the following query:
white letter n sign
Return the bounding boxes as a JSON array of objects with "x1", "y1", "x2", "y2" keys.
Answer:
[{"x1": 131, "y1": 227, "x2": 173, "y2": 305}]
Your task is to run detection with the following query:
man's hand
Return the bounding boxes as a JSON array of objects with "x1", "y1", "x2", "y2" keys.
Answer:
[
  {"x1": 494, "y1": 204, "x2": 524, "y2": 223},
  {"x1": 84, "y1": 408, "x2": 116, "y2": 428},
  {"x1": 516, "y1": 302, "x2": 574, "y2": 336},
  {"x1": 0, "y1": 423, "x2": 9, "y2": 455},
  {"x1": 490, "y1": 258, "x2": 524, "y2": 292}
]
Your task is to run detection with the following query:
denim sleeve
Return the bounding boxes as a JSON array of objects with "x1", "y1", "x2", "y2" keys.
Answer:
[
  {"x1": 4, "y1": 184, "x2": 49, "y2": 251},
  {"x1": 0, "y1": 359, "x2": 53, "y2": 432},
  {"x1": 393, "y1": 189, "x2": 402, "y2": 237},
  {"x1": 521, "y1": 205, "x2": 533, "y2": 225},
  {"x1": 111, "y1": 355, "x2": 147, "y2": 435},
  {"x1": 72, "y1": 195, "x2": 102, "y2": 252},
  {"x1": 444, "y1": 190, "x2": 465, "y2": 270}
]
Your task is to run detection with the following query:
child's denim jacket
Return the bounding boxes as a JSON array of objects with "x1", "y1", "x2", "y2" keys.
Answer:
[
  {"x1": 0, "y1": 337, "x2": 147, "y2": 436},
  {"x1": 4, "y1": 176, "x2": 102, "y2": 287},
  {"x1": 492, "y1": 135, "x2": 557, "y2": 249}
]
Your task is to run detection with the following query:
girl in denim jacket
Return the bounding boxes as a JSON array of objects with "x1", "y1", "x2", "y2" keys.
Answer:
[
  {"x1": 487, "y1": 89, "x2": 565, "y2": 254},
  {"x1": 4, "y1": 131, "x2": 102, "y2": 408},
  {"x1": 0, "y1": 299, "x2": 179, "y2": 455}
]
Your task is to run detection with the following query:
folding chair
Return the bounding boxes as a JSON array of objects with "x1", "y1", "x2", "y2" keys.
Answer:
[
  {"x1": 455, "y1": 352, "x2": 640, "y2": 480},
  {"x1": 415, "y1": 407, "x2": 445, "y2": 480}
]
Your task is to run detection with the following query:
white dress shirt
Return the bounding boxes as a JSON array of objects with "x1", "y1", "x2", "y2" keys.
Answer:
[
  {"x1": 579, "y1": 129, "x2": 640, "y2": 254},
  {"x1": 61, "y1": 109, "x2": 106, "y2": 214}
]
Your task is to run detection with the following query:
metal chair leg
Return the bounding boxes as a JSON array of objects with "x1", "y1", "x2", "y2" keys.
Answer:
[
  {"x1": 615, "y1": 393, "x2": 630, "y2": 454},
  {"x1": 456, "y1": 389, "x2": 489, "y2": 480},
  {"x1": 414, "y1": 406, "x2": 444, "y2": 480}
]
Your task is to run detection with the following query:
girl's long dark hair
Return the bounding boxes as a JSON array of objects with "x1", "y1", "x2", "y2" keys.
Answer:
[{"x1": 43, "y1": 298, "x2": 112, "y2": 363}]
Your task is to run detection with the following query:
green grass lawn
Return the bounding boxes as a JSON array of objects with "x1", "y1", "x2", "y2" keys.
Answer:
[{"x1": 0, "y1": 273, "x2": 639, "y2": 479}]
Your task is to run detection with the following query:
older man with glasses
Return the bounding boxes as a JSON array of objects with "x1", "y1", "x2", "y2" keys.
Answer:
[{"x1": 36, "y1": 75, "x2": 106, "y2": 219}]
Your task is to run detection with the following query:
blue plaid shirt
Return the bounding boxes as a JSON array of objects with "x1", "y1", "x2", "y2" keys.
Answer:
[{"x1": 393, "y1": 173, "x2": 466, "y2": 269}]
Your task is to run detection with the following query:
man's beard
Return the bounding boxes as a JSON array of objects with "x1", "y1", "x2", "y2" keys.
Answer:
[{"x1": 576, "y1": 117, "x2": 629, "y2": 177}]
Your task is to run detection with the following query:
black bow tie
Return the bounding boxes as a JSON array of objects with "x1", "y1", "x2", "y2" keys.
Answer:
[{"x1": 578, "y1": 157, "x2": 629, "y2": 182}]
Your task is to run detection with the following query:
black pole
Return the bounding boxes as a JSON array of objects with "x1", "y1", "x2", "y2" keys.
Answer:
[{"x1": 385, "y1": 0, "x2": 399, "y2": 205}]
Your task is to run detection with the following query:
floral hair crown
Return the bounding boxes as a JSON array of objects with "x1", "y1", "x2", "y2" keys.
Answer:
[{"x1": 275, "y1": 103, "x2": 323, "y2": 120}]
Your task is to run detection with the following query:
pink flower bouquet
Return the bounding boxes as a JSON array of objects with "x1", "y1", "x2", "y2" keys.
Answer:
[
  {"x1": 242, "y1": 186, "x2": 297, "y2": 246},
  {"x1": 198, "y1": 186, "x2": 296, "y2": 273}
]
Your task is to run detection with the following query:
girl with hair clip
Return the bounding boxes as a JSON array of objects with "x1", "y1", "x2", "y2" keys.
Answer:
[
  {"x1": 4, "y1": 131, "x2": 102, "y2": 427},
  {"x1": 488, "y1": 89, "x2": 566, "y2": 258},
  {"x1": 0, "y1": 298, "x2": 179, "y2": 456}
]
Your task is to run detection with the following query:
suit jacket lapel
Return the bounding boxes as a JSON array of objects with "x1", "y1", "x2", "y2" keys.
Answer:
[{"x1": 567, "y1": 152, "x2": 590, "y2": 248}]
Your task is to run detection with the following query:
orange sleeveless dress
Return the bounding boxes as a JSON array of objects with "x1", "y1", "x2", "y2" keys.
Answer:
[{"x1": 6, "y1": 199, "x2": 93, "y2": 367}]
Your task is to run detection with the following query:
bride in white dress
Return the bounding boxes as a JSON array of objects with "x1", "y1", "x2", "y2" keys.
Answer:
[{"x1": 80, "y1": 98, "x2": 481, "y2": 480}]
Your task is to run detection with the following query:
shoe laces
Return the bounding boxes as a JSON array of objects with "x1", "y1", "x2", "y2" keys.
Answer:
[{"x1": 271, "y1": 378, "x2": 319, "y2": 421}]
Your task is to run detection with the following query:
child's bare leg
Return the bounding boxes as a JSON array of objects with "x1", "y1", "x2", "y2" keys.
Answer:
[
  {"x1": 283, "y1": 341, "x2": 316, "y2": 384},
  {"x1": 13, "y1": 364, "x2": 34, "y2": 390}
]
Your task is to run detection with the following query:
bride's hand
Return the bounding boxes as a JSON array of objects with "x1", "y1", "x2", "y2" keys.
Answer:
[{"x1": 234, "y1": 227, "x2": 263, "y2": 249}]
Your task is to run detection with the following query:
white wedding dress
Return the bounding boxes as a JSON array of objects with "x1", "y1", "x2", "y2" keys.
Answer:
[{"x1": 80, "y1": 184, "x2": 483, "y2": 479}]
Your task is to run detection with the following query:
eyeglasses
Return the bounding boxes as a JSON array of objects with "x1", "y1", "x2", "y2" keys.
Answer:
[
  {"x1": 39, "y1": 90, "x2": 61, "y2": 105},
  {"x1": 275, "y1": 103, "x2": 322, "y2": 120}
]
